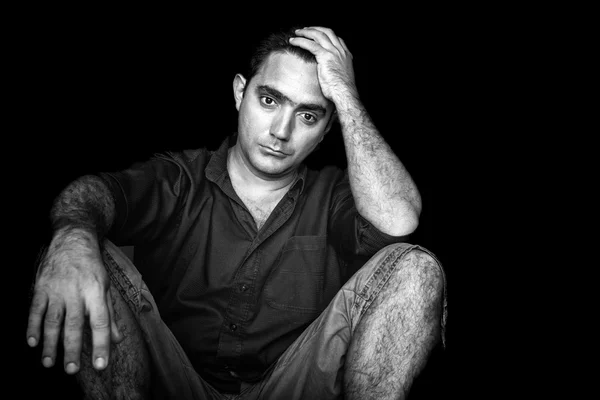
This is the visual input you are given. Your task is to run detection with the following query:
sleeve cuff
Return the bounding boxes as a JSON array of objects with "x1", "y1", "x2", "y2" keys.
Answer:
[{"x1": 356, "y1": 213, "x2": 410, "y2": 255}]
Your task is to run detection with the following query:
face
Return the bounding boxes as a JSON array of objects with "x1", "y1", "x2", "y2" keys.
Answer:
[{"x1": 233, "y1": 52, "x2": 335, "y2": 180}]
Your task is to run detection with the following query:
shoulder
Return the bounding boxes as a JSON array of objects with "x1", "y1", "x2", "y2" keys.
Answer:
[
  {"x1": 101, "y1": 147, "x2": 212, "y2": 193},
  {"x1": 151, "y1": 148, "x2": 212, "y2": 177},
  {"x1": 159, "y1": 148, "x2": 211, "y2": 167}
]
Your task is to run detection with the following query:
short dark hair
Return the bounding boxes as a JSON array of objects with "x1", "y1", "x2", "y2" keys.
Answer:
[{"x1": 245, "y1": 26, "x2": 317, "y2": 85}]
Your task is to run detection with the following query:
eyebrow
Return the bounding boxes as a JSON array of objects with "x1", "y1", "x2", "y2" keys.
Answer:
[{"x1": 256, "y1": 85, "x2": 328, "y2": 115}]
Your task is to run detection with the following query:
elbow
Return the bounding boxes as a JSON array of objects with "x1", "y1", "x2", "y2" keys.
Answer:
[
  {"x1": 394, "y1": 193, "x2": 421, "y2": 236},
  {"x1": 359, "y1": 195, "x2": 422, "y2": 237},
  {"x1": 405, "y1": 211, "x2": 420, "y2": 236},
  {"x1": 360, "y1": 207, "x2": 420, "y2": 237},
  {"x1": 391, "y1": 208, "x2": 420, "y2": 237},
  {"x1": 373, "y1": 203, "x2": 420, "y2": 237}
]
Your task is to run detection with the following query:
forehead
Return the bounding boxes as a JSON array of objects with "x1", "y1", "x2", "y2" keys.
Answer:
[{"x1": 250, "y1": 52, "x2": 329, "y2": 107}]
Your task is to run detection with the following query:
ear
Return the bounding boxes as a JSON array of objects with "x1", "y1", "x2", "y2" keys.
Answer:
[{"x1": 233, "y1": 74, "x2": 247, "y2": 111}]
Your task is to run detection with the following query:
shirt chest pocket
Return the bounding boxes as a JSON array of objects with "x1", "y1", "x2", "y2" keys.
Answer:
[{"x1": 264, "y1": 235, "x2": 327, "y2": 314}]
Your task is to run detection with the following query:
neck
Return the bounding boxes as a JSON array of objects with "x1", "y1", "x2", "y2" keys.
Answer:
[{"x1": 227, "y1": 145, "x2": 297, "y2": 193}]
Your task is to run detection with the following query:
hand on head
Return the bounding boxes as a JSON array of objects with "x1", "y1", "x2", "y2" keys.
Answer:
[{"x1": 289, "y1": 27, "x2": 358, "y2": 104}]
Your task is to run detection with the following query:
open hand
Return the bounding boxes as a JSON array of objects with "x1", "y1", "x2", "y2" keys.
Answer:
[{"x1": 26, "y1": 232, "x2": 123, "y2": 374}]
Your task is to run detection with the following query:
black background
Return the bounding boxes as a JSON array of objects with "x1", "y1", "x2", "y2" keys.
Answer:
[{"x1": 9, "y1": 5, "x2": 557, "y2": 399}]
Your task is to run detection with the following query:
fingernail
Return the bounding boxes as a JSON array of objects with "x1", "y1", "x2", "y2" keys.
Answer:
[
  {"x1": 27, "y1": 337, "x2": 37, "y2": 347},
  {"x1": 66, "y1": 362, "x2": 78, "y2": 374},
  {"x1": 42, "y1": 357, "x2": 53, "y2": 368},
  {"x1": 94, "y1": 357, "x2": 106, "y2": 369}
]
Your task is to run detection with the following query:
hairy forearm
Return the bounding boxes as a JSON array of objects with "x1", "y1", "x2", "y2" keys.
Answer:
[
  {"x1": 50, "y1": 175, "x2": 116, "y2": 239},
  {"x1": 337, "y1": 98, "x2": 421, "y2": 236}
]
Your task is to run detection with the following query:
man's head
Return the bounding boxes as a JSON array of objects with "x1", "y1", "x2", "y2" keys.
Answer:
[
  {"x1": 243, "y1": 27, "x2": 317, "y2": 91},
  {"x1": 232, "y1": 27, "x2": 336, "y2": 180}
]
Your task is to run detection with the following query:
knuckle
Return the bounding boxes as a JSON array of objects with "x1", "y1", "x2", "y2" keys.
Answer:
[
  {"x1": 29, "y1": 293, "x2": 47, "y2": 314},
  {"x1": 86, "y1": 278, "x2": 108, "y2": 294},
  {"x1": 91, "y1": 315, "x2": 110, "y2": 330},
  {"x1": 64, "y1": 314, "x2": 84, "y2": 329},
  {"x1": 44, "y1": 307, "x2": 64, "y2": 326},
  {"x1": 44, "y1": 317, "x2": 61, "y2": 327}
]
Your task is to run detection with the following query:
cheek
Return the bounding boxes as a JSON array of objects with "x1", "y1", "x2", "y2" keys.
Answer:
[
  {"x1": 240, "y1": 103, "x2": 269, "y2": 131},
  {"x1": 293, "y1": 131, "x2": 325, "y2": 155}
]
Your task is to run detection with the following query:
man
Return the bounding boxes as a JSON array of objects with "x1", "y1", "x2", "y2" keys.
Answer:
[{"x1": 27, "y1": 25, "x2": 446, "y2": 399}]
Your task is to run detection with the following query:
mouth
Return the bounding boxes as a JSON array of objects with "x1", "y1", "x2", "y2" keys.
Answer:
[{"x1": 261, "y1": 145, "x2": 289, "y2": 158}]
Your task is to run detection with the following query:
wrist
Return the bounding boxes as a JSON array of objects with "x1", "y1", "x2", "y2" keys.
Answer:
[{"x1": 331, "y1": 87, "x2": 361, "y2": 116}]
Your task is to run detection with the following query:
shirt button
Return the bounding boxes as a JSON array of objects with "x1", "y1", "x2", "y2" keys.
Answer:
[
  {"x1": 240, "y1": 284, "x2": 248, "y2": 292},
  {"x1": 230, "y1": 323, "x2": 237, "y2": 331}
]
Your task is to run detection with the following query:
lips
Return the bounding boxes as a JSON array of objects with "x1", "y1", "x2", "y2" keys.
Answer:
[{"x1": 261, "y1": 145, "x2": 289, "y2": 157}]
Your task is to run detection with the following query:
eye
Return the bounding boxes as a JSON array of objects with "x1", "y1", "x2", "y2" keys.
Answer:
[
  {"x1": 300, "y1": 113, "x2": 317, "y2": 124},
  {"x1": 260, "y1": 96, "x2": 276, "y2": 106}
]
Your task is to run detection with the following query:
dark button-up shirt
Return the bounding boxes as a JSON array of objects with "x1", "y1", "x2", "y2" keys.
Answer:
[{"x1": 99, "y1": 135, "x2": 407, "y2": 393}]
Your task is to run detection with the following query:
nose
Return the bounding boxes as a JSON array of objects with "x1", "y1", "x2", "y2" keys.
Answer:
[{"x1": 270, "y1": 108, "x2": 294, "y2": 141}]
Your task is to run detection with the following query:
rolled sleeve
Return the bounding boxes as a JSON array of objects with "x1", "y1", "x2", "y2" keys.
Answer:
[
  {"x1": 328, "y1": 172, "x2": 409, "y2": 260},
  {"x1": 354, "y1": 213, "x2": 410, "y2": 254},
  {"x1": 96, "y1": 152, "x2": 191, "y2": 246}
]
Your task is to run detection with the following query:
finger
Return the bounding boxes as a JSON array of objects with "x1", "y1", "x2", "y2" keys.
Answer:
[
  {"x1": 41, "y1": 301, "x2": 65, "y2": 368},
  {"x1": 289, "y1": 36, "x2": 328, "y2": 56},
  {"x1": 87, "y1": 290, "x2": 112, "y2": 370},
  {"x1": 304, "y1": 26, "x2": 346, "y2": 53},
  {"x1": 26, "y1": 290, "x2": 49, "y2": 347},
  {"x1": 293, "y1": 28, "x2": 338, "y2": 54},
  {"x1": 338, "y1": 37, "x2": 352, "y2": 57},
  {"x1": 106, "y1": 289, "x2": 124, "y2": 344},
  {"x1": 62, "y1": 305, "x2": 85, "y2": 374}
]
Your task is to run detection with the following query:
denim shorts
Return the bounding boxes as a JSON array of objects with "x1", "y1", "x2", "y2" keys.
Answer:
[{"x1": 102, "y1": 240, "x2": 447, "y2": 400}]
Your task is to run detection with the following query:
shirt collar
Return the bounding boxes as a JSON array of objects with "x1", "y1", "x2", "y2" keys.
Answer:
[{"x1": 205, "y1": 134, "x2": 307, "y2": 196}]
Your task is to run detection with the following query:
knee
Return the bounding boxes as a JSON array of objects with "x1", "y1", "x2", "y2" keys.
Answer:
[{"x1": 387, "y1": 244, "x2": 445, "y2": 302}]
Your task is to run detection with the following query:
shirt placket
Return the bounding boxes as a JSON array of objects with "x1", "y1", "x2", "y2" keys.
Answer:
[{"x1": 216, "y1": 188, "x2": 298, "y2": 374}]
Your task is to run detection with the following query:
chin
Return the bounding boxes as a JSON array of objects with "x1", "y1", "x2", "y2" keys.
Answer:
[
  {"x1": 260, "y1": 165, "x2": 290, "y2": 177},
  {"x1": 256, "y1": 160, "x2": 294, "y2": 177}
]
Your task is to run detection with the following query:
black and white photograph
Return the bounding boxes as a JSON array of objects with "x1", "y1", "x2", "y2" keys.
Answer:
[{"x1": 13, "y1": 6, "x2": 558, "y2": 399}]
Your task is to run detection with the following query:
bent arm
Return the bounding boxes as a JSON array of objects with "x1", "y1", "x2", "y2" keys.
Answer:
[
  {"x1": 337, "y1": 98, "x2": 421, "y2": 237},
  {"x1": 291, "y1": 27, "x2": 421, "y2": 237}
]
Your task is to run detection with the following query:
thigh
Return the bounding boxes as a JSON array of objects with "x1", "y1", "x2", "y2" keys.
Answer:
[
  {"x1": 101, "y1": 240, "x2": 224, "y2": 400},
  {"x1": 243, "y1": 242, "x2": 448, "y2": 400},
  {"x1": 245, "y1": 286, "x2": 352, "y2": 400},
  {"x1": 76, "y1": 282, "x2": 151, "y2": 399},
  {"x1": 245, "y1": 243, "x2": 426, "y2": 400}
]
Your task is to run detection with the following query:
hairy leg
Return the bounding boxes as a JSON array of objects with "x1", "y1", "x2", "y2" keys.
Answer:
[
  {"x1": 76, "y1": 285, "x2": 151, "y2": 400},
  {"x1": 344, "y1": 249, "x2": 444, "y2": 400}
]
